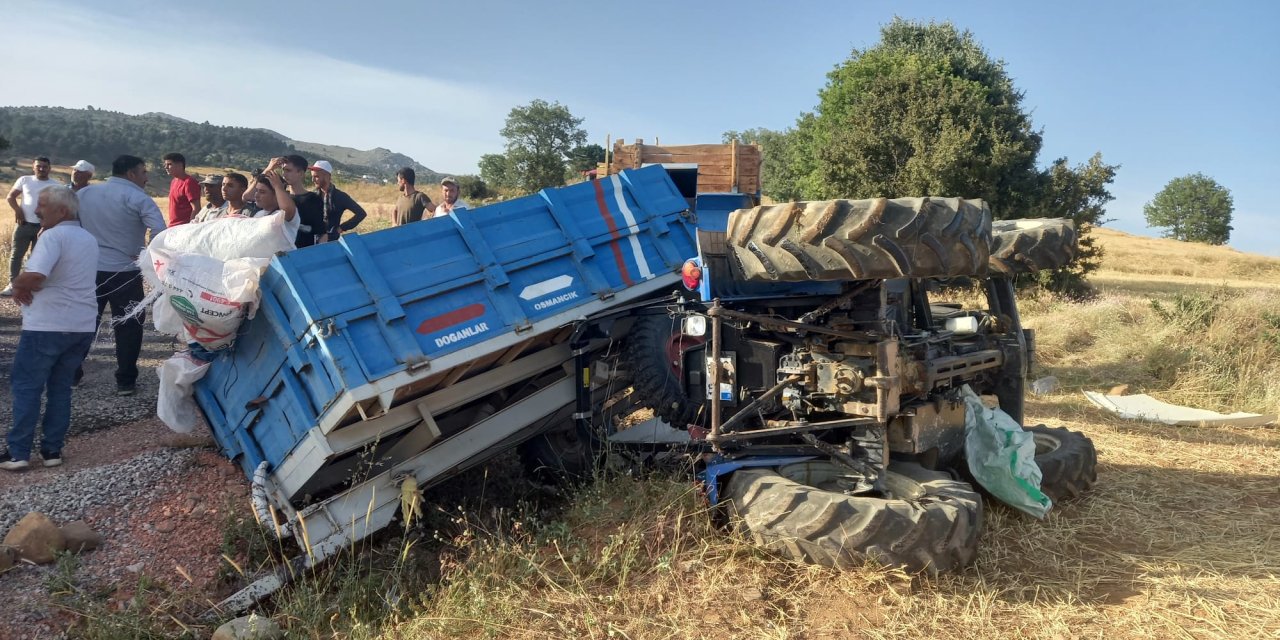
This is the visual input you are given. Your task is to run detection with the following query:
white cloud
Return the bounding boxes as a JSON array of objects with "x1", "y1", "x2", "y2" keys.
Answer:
[{"x1": 0, "y1": 4, "x2": 523, "y2": 173}]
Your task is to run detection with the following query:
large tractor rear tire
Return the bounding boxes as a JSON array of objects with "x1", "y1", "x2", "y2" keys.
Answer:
[
  {"x1": 726, "y1": 197, "x2": 991, "y2": 282},
  {"x1": 1025, "y1": 424, "x2": 1097, "y2": 502},
  {"x1": 988, "y1": 219, "x2": 1078, "y2": 274},
  {"x1": 724, "y1": 460, "x2": 983, "y2": 573}
]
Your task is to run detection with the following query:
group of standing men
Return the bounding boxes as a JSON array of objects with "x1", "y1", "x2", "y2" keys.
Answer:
[
  {"x1": 0, "y1": 151, "x2": 381, "y2": 470},
  {"x1": 167, "y1": 153, "x2": 368, "y2": 248}
]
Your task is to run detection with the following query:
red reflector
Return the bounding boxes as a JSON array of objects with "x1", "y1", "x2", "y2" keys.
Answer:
[{"x1": 681, "y1": 260, "x2": 702, "y2": 290}]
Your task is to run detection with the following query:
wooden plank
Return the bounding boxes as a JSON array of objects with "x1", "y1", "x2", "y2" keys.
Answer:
[
  {"x1": 632, "y1": 149, "x2": 761, "y2": 161},
  {"x1": 697, "y1": 180, "x2": 761, "y2": 193},
  {"x1": 628, "y1": 157, "x2": 760, "y2": 171},
  {"x1": 607, "y1": 163, "x2": 761, "y2": 180},
  {"x1": 630, "y1": 143, "x2": 751, "y2": 155},
  {"x1": 690, "y1": 166, "x2": 763, "y2": 178},
  {"x1": 616, "y1": 142, "x2": 761, "y2": 155},
  {"x1": 730, "y1": 139, "x2": 738, "y2": 192}
]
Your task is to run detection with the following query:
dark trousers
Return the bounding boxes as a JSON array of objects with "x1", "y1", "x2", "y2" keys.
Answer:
[
  {"x1": 9, "y1": 222, "x2": 40, "y2": 282},
  {"x1": 96, "y1": 270, "x2": 145, "y2": 387}
]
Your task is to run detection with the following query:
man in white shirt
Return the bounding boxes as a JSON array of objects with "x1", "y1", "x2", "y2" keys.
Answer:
[
  {"x1": 4, "y1": 157, "x2": 63, "y2": 296},
  {"x1": 0, "y1": 187, "x2": 100, "y2": 471},
  {"x1": 432, "y1": 176, "x2": 470, "y2": 218}
]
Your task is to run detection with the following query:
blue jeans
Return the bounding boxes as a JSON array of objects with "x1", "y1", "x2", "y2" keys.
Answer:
[{"x1": 7, "y1": 330, "x2": 94, "y2": 460}]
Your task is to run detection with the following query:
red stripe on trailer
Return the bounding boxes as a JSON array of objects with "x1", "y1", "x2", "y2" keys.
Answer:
[
  {"x1": 592, "y1": 178, "x2": 635, "y2": 287},
  {"x1": 416, "y1": 303, "x2": 486, "y2": 334}
]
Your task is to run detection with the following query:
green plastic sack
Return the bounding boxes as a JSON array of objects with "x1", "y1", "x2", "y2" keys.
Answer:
[{"x1": 961, "y1": 385, "x2": 1052, "y2": 518}]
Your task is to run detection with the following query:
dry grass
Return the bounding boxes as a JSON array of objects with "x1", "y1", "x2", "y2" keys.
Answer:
[
  {"x1": 379, "y1": 416, "x2": 1280, "y2": 639},
  {"x1": 1091, "y1": 227, "x2": 1280, "y2": 289}
]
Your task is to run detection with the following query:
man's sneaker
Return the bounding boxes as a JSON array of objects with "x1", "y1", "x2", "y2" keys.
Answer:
[
  {"x1": 42, "y1": 453, "x2": 63, "y2": 468},
  {"x1": 0, "y1": 458, "x2": 30, "y2": 472},
  {"x1": 0, "y1": 285, "x2": 12, "y2": 297},
  {"x1": 117, "y1": 384, "x2": 136, "y2": 397}
]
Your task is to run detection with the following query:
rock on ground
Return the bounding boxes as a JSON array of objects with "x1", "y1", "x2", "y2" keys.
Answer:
[
  {"x1": 212, "y1": 614, "x2": 284, "y2": 640},
  {"x1": 3, "y1": 512, "x2": 65, "y2": 564},
  {"x1": 59, "y1": 520, "x2": 103, "y2": 553}
]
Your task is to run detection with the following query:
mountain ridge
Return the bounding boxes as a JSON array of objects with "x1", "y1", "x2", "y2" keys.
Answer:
[{"x1": 0, "y1": 106, "x2": 446, "y2": 183}]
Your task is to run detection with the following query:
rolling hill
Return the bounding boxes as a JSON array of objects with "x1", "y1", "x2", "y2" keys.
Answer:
[{"x1": 0, "y1": 106, "x2": 445, "y2": 184}]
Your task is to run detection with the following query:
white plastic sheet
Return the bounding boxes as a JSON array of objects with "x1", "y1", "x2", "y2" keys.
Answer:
[{"x1": 1084, "y1": 391, "x2": 1276, "y2": 428}]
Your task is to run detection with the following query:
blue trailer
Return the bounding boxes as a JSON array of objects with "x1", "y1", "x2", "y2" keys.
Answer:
[{"x1": 200, "y1": 167, "x2": 702, "y2": 608}]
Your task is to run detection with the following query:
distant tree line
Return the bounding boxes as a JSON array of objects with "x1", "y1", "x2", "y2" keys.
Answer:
[
  {"x1": 0, "y1": 106, "x2": 294, "y2": 173},
  {"x1": 0, "y1": 106, "x2": 448, "y2": 185}
]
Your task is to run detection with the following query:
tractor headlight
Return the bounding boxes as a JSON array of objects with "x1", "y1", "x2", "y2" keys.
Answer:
[{"x1": 683, "y1": 315, "x2": 707, "y2": 337}]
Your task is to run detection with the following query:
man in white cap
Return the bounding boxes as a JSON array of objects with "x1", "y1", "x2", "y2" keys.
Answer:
[
  {"x1": 4, "y1": 157, "x2": 62, "y2": 297},
  {"x1": 308, "y1": 160, "x2": 367, "y2": 242},
  {"x1": 70, "y1": 160, "x2": 95, "y2": 192}
]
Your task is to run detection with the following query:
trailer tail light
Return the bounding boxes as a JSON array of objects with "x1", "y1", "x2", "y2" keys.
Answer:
[{"x1": 682, "y1": 259, "x2": 702, "y2": 290}]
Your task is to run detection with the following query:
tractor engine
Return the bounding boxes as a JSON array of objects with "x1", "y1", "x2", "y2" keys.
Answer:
[{"x1": 676, "y1": 279, "x2": 1022, "y2": 464}]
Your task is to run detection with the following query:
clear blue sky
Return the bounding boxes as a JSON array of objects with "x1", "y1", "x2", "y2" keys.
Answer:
[{"x1": 3, "y1": 0, "x2": 1277, "y2": 254}]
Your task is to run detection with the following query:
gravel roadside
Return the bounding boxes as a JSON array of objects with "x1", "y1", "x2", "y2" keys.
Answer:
[{"x1": 0, "y1": 297, "x2": 247, "y2": 638}]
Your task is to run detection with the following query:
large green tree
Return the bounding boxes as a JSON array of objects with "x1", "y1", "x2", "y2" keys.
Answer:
[
  {"x1": 802, "y1": 19, "x2": 1044, "y2": 213},
  {"x1": 1031, "y1": 153, "x2": 1118, "y2": 290},
  {"x1": 1143, "y1": 173, "x2": 1234, "y2": 245},
  {"x1": 498, "y1": 99, "x2": 587, "y2": 192},
  {"x1": 764, "y1": 18, "x2": 1117, "y2": 292}
]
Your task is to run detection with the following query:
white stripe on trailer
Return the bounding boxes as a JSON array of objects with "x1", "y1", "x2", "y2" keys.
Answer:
[
  {"x1": 518, "y1": 274, "x2": 574, "y2": 300},
  {"x1": 609, "y1": 174, "x2": 654, "y2": 279}
]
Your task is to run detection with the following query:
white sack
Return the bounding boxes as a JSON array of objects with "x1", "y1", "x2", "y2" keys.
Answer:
[
  {"x1": 157, "y1": 353, "x2": 212, "y2": 433},
  {"x1": 141, "y1": 247, "x2": 269, "y2": 350},
  {"x1": 138, "y1": 215, "x2": 291, "y2": 351},
  {"x1": 148, "y1": 213, "x2": 295, "y2": 261}
]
